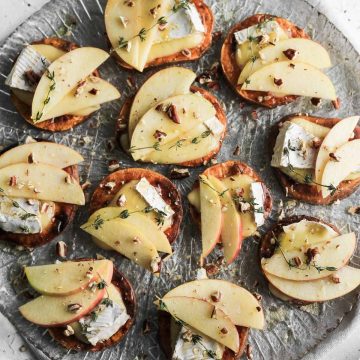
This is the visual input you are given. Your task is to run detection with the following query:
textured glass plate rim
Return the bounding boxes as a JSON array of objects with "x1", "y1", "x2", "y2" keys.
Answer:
[{"x1": 0, "y1": 0, "x2": 359, "y2": 359}]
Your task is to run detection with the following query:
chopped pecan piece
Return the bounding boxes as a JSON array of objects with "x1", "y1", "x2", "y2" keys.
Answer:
[
  {"x1": 153, "y1": 130, "x2": 167, "y2": 141},
  {"x1": 283, "y1": 48, "x2": 297, "y2": 60},
  {"x1": 89, "y1": 88, "x2": 99, "y2": 95},
  {"x1": 273, "y1": 78, "x2": 283, "y2": 86},
  {"x1": 56, "y1": 241, "x2": 68, "y2": 258},
  {"x1": 24, "y1": 70, "x2": 41, "y2": 86},
  {"x1": 311, "y1": 97, "x2": 321, "y2": 106},
  {"x1": 169, "y1": 168, "x2": 190, "y2": 180},
  {"x1": 166, "y1": 104, "x2": 181, "y2": 124}
]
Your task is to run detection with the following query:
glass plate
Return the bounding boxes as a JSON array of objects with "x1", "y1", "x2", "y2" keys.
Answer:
[{"x1": 0, "y1": 0, "x2": 359, "y2": 359}]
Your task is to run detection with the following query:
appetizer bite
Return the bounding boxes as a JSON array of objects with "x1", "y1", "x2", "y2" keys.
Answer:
[
  {"x1": 157, "y1": 278, "x2": 264, "y2": 359},
  {"x1": 260, "y1": 216, "x2": 360, "y2": 303},
  {"x1": 0, "y1": 139, "x2": 85, "y2": 247},
  {"x1": 105, "y1": 0, "x2": 213, "y2": 72},
  {"x1": 221, "y1": 14, "x2": 337, "y2": 108},
  {"x1": 117, "y1": 66, "x2": 226, "y2": 166},
  {"x1": 187, "y1": 161, "x2": 272, "y2": 264},
  {"x1": 271, "y1": 115, "x2": 360, "y2": 204},
  {"x1": 81, "y1": 168, "x2": 183, "y2": 274},
  {"x1": 19, "y1": 259, "x2": 135, "y2": 351},
  {"x1": 6, "y1": 38, "x2": 120, "y2": 131}
]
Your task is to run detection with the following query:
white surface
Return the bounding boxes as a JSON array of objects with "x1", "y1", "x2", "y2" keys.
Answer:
[{"x1": 0, "y1": 0, "x2": 360, "y2": 359}]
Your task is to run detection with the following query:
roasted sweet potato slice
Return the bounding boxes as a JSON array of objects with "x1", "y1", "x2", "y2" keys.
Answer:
[
  {"x1": 49, "y1": 267, "x2": 136, "y2": 352},
  {"x1": 220, "y1": 14, "x2": 308, "y2": 108},
  {"x1": 10, "y1": 37, "x2": 100, "y2": 132},
  {"x1": 116, "y1": 85, "x2": 226, "y2": 167},
  {"x1": 111, "y1": 0, "x2": 214, "y2": 71},
  {"x1": 270, "y1": 114, "x2": 360, "y2": 205},
  {"x1": 90, "y1": 168, "x2": 182, "y2": 245}
]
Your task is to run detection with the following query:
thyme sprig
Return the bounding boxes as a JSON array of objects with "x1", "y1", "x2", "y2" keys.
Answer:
[
  {"x1": 168, "y1": 139, "x2": 187, "y2": 150},
  {"x1": 199, "y1": 176, "x2": 228, "y2": 197},
  {"x1": 83, "y1": 206, "x2": 166, "y2": 230},
  {"x1": 113, "y1": 0, "x2": 190, "y2": 52},
  {"x1": 129, "y1": 142, "x2": 161, "y2": 153},
  {"x1": 34, "y1": 70, "x2": 56, "y2": 122},
  {"x1": 283, "y1": 146, "x2": 337, "y2": 196},
  {"x1": 0, "y1": 187, "x2": 37, "y2": 221},
  {"x1": 273, "y1": 233, "x2": 337, "y2": 273},
  {"x1": 159, "y1": 300, "x2": 220, "y2": 360}
]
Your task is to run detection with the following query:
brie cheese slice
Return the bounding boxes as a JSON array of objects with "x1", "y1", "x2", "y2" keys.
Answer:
[
  {"x1": 5, "y1": 46, "x2": 50, "y2": 92},
  {"x1": 135, "y1": 178, "x2": 174, "y2": 218},
  {"x1": 271, "y1": 121, "x2": 316, "y2": 169},
  {"x1": 234, "y1": 20, "x2": 285, "y2": 45},
  {"x1": 250, "y1": 182, "x2": 265, "y2": 227},
  {"x1": 204, "y1": 116, "x2": 224, "y2": 136},
  {"x1": 156, "y1": 2, "x2": 205, "y2": 42},
  {"x1": 79, "y1": 302, "x2": 130, "y2": 346},
  {"x1": 172, "y1": 326, "x2": 224, "y2": 360},
  {"x1": 0, "y1": 196, "x2": 42, "y2": 234}
]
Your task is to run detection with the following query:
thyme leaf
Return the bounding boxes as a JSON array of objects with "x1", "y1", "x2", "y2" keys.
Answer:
[
  {"x1": 199, "y1": 176, "x2": 228, "y2": 197},
  {"x1": 34, "y1": 69, "x2": 56, "y2": 123},
  {"x1": 129, "y1": 142, "x2": 161, "y2": 153}
]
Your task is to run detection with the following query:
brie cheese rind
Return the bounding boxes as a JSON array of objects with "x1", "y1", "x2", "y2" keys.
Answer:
[
  {"x1": 78, "y1": 302, "x2": 129, "y2": 346},
  {"x1": 5, "y1": 47, "x2": 50, "y2": 92},
  {"x1": 135, "y1": 177, "x2": 174, "y2": 218},
  {"x1": 172, "y1": 326, "x2": 224, "y2": 360},
  {"x1": 271, "y1": 121, "x2": 316, "y2": 169},
  {"x1": 106, "y1": 0, "x2": 206, "y2": 71},
  {"x1": 250, "y1": 182, "x2": 265, "y2": 227},
  {"x1": 0, "y1": 196, "x2": 42, "y2": 234}
]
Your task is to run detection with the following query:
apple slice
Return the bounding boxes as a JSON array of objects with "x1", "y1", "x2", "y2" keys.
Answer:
[
  {"x1": 315, "y1": 116, "x2": 359, "y2": 186},
  {"x1": 199, "y1": 176, "x2": 223, "y2": 259},
  {"x1": 164, "y1": 279, "x2": 264, "y2": 329},
  {"x1": 32, "y1": 47, "x2": 109, "y2": 121},
  {"x1": 238, "y1": 38, "x2": 331, "y2": 84},
  {"x1": 0, "y1": 142, "x2": 83, "y2": 169},
  {"x1": 39, "y1": 78, "x2": 120, "y2": 121},
  {"x1": 207, "y1": 176, "x2": 242, "y2": 264},
  {"x1": 109, "y1": 180, "x2": 172, "y2": 232},
  {"x1": 140, "y1": 123, "x2": 220, "y2": 164},
  {"x1": 25, "y1": 259, "x2": 113, "y2": 296},
  {"x1": 321, "y1": 139, "x2": 360, "y2": 198},
  {"x1": 290, "y1": 117, "x2": 330, "y2": 139},
  {"x1": 0, "y1": 163, "x2": 85, "y2": 205},
  {"x1": 19, "y1": 286, "x2": 107, "y2": 327},
  {"x1": 86, "y1": 207, "x2": 172, "y2": 254},
  {"x1": 128, "y1": 67, "x2": 196, "y2": 138},
  {"x1": 262, "y1": 233, "x2": 356, "y2": 281},
  {"x1": 81, "y1": 218, "x2": 160, "y2": 273},
  {"x1": 148, "y1": 33, "x2": 204, "y2": 63},
  {"x1": 130, "y1": 93, "x2": 216, "y2": 160},
  {"x1": 266, "y1": 266, "x2": 360, "y2": 302},
  {"x1": 241, "y1": 61, "x2": 337, "y2": 100},
  {"x1": 161, "y1": 296, "x2": 239, "y2": 352},
  {"x1": 277, "y1": 219, "x2": 338, "y2": 252},
  {"x1": 30, "y1": 44, "x2": 66, "y2": 62}
]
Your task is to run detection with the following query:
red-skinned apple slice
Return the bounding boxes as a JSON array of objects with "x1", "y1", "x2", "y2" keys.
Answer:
[
  {"x1": 163, "y1": 279, "x2": 264, "y2": 329},
  {"x1": 265, "y1": 266, "x2": 360, "y2": 302},
  {"x1": 25, "y1": 260, "x2": 113, "y2": 296},
  {"x1": 19, "y1": 264, "x2": 113, "y2": 327},
  {"x1": 321, "y1": 139, "x2": 360, "y2": 198},
  {"x1": 199, "y1": 175, "x2": 223, "y2": 260},
  {"x1": 262, "y1": 233, "x2": 356, "y2": 281},
  {"x1": 160, "y1": 296, "x2": 239, "y2": 352},
  {"x1": 207, "y1": 175, "x2": 242, "y2": 264},
  {"x1": 315, "y1": 116, "x2": 359, "y2": 187}
]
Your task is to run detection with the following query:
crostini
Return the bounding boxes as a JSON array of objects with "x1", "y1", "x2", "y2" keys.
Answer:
[
  {"x1": 221, "y1": 14, "x2": 337, "y2": 108},
  {"x1": 81, "y1": 168, "x2": 183, "y2": 274},
  {"x1": 19, "y1": 259, "x2": 135, "y2": 351},
  {"x1": 0, "y1": 139, "x2": 85, "y2": 248},
  {"x1": 270, "y1": 114, "x2": 360, "y2": 204},
  {"x1": 187, "y1": 161, "x2": 272, "y2": 264},
  {"x1": 105, "y1": 0, "x2": 213, "y2": 72},
  {"x1": 157, "y1": 276, "x2": 264, "y2": 359},
  {"x1": 6, "y1": 38, "x2": 120, "y2": 131},
  {"x1": 117, "y1": 66, "x2": 226, "y2": 166},
  {"x1": 260, "y1": 215, "x2": 360, "y2": 303}
]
